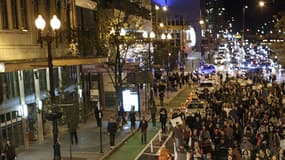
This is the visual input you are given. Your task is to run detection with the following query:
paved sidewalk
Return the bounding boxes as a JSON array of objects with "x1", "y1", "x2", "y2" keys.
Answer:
[{"x1": 16, "y1": 84, "x2": 188, "y2": 160}]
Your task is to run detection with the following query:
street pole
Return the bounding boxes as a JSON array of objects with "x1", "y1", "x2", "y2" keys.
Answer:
[
  {"x1": 116, "y1": 43, "x2": 123, "y2": 115},
  {"x1": 98, "y1": 101, "x2": 103, "y2": 153},
  {"x1": 35, "y1": 15, "x2": 62, "y2": 160},
  {"x1": 46, "y1": 34, "x2": 61, "y2": 160},
  {"x1": 143, "y1": 31, "x2": 155, "y2": 113}
]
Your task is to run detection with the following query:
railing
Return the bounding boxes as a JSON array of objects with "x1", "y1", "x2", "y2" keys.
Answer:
[{"x1": 134, "y1": 129, "x2": 173, "y2": 160}]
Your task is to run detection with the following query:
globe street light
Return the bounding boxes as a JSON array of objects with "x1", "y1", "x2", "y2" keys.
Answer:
[
  {"x1": 161, "y1": 32, "x2": 172, "y2": 68},
  {"x1": 35, "y1": 14, "x2": 62, "y2": 160},
  {"x1": 259, "y1": 1, "x2": 265, "y2": 7},
  {"x1": 142, "y1": 31, "x2": 155, "y2": 70},
  {"x1": 142, "y1": 31, "x2": 155, "y2": 114}
]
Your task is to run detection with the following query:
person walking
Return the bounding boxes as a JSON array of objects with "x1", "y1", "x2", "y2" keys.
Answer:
[
  {"x1": 129, "y1": 105, "x2": 136, "y2": 131},
  {"x1": 67, "y1": 105, "x2": 79, "y2": 145},
  {"x1": 150, "y1": 104, "x2": 157, "y2": 127},
  {"x1": 3, "y1": 139, "x2": 16, "y2": 160},
  {"x1": 172, "y1": 123, "x2": 184, "y2": 150},
  {"x1": 94, "y1": 105, "x2": 103, "y2": 127},
  {"x1": 107, "y1": 117, "x2": 118, "y2": 148},
  {"x1": 160, "y1": 107, "x2": 168, "y2": 133},
  {"x1": 139, "y1": 116, "x2": 148, "y2": 144},
  {"x1": 67, "y1": 116, "x2": 79, "y2": 145},
  {"x1": 158, "y1": 82, "x2": 166, "y2": 106}
]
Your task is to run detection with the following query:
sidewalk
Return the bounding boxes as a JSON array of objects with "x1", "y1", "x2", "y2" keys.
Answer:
[
  {"x1": 103, "y1": 84, "x2": 191, "y2": 160},
  {"x1": 16, "y1": 85, "x2": 188, "y2": 160}
]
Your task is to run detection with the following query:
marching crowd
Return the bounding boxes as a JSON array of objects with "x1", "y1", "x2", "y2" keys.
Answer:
[{"x1": 164, "y1": 71, "x2": 285, "y2": 160}]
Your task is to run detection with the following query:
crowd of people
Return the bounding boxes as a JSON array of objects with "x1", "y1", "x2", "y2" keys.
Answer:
[{"x1": 168, "y1": 72, "x2": 285, "y2": 160}]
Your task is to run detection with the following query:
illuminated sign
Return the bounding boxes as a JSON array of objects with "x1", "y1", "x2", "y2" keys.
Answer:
[{"x1": 123, "y1": 89, "x2": 139, "y2": 112}]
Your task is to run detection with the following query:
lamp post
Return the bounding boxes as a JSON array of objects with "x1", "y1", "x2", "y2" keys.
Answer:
[
  {"x1": 161, "y1": 33, "x2": 172, "y2": 98},
  {"x1": 142, "y1": 31, "x2": 155, "y2": 113},
  {"x1": 142, "y1": 31, "x2": 155, "y2": 71},
  {"x1": 35, "y1": 14, "x2": 61, "y2": 160},
  {"x1": 161, "y1": 32, "x2": 172, "y2": 68}
]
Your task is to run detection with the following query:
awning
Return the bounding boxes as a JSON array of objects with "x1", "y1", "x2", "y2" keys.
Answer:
[
  {"x1": 75, "y1": 0, "x2": 97, "y2": 10},
  {"x1": 1, "y1": 57, "x2": 107, "y2": 72}
]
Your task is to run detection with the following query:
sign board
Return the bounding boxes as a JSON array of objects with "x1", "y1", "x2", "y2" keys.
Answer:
[
  {"x1": 90, "y1": 89, "x2": 99, "y2": 101},
  {"x1": 170, "y1": 116, "x2": 183, "y2": 127}
]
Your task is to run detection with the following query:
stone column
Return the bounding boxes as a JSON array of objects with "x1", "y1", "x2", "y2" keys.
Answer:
[
  {"x1": 16, "y1": 0, "x2": 23, "y2": 29},
  {"x1": 18, "y1": 70, "x2": 29, "y2": 150},
  {"x1": 6, "y1": 0, "x2": 13, "y2": 29},
  {"x1": 33, "y1": 69, "x2": 44, "y2": 144}
]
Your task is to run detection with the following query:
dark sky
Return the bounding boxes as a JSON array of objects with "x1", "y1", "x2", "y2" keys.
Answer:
[
  {"x1": 151, "y1": 0, "x2": 285, "y2": 33},
  {"x1": 224, "y1": 0, "x2": 285, "y2": 33}
]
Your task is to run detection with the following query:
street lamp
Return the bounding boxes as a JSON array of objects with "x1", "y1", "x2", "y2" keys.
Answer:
[
  {"x1": 161, "y1": 32, "x2": 172, "y2": 68},
  {"x1": 142, "y1": 31, "x2": 155, "y2": 70},
  {"x1": 259, "y1": 1, "x2": 265, "y2": 7},
  {"x1": 35, "y1": 14, "x2": 62, "y2": 160},
  {"x1": 161, "y1": 33, "x2": 172, "y2": 40}
]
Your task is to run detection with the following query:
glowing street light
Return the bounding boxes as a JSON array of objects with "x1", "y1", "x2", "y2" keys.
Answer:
[
  {"x1": 35, "y1": 14, "x2": 62, "y2": 160},
  {"x1": 259, "y1": 1, "x2": 265, "y2": 7},
  {"x1": 142, "y1": 31, "x2": 155, "y2": 70}
]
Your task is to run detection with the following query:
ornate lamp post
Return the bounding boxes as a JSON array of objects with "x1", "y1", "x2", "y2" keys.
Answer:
[
  {"x1": 142, "y1": 31, "x2": 155, "y2": 71},
  {"x1": 142, "y1": 31, "x2": 155, "y2": 112},
  {"x1": 161, "y1": 32, "x2": 172, "y2": 98},
  {"x1": 35, "y1": 14, "x2": 62, "y2": 160}
]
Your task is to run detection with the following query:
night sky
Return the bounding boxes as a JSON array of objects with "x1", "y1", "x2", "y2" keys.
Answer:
[
  {"x1": 152, "y1": 0, "x2": 200, "y2": 21},
  {"x1": 152, "y1": 0, "x2": 285, "y2": 33},
  {"x1": 224, "y1": 0, "x2": 285, "y2": 33}
]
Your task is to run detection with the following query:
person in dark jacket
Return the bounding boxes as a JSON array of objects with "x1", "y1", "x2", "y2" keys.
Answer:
[
  {"x1": 160, "y1": 107, "x2": 168, "y2": 133},
  {"x1": 129, "y1": 105, "x2": 136, "y2": 130},
  {"x1": 3, "y1": 139, "x2": 16, "y2": 160},
  {"x1": 150, "y1": 104, "x2": 157, "y2": 127},
  {"x1": 94, "y1": 105, "x2": 103, "y2": 127},
  {"x1": 139, "y1": 116, "x2": 148, "y2": 144},
  {"x1": 107, "y1": 117, "x2": 117, "y2": 147}
]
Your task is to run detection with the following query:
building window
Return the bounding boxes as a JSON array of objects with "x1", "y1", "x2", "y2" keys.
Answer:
[
  {"x1": 11, "y1": 0, "x2": 19, "y2": 29},
  {"x1": 23, "y1": 70, "x2": 35, "y2": 97},
  {"x1": 0, "y1": 0, "x2": 8, "y2": 29}
]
